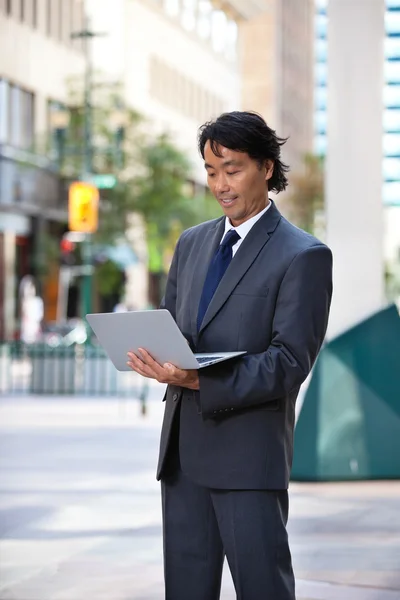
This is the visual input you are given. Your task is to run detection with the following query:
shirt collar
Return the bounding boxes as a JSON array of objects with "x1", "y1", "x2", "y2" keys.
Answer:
[{"x1": 223, "y1": 201, "x2": 272, "y2": 242}]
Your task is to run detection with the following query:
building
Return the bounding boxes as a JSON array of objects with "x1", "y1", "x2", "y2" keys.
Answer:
[
  {"x1": 85, "y1": 0, "x2": 241, "y2": 308},
  {"x1": 238, "y1": 0, "x2": 315, "y2": 174},
  {"x1": 314, "y1": 0, "x2": 400, "y2": 272},
  {"x1": 0, "y1": 0, "x2": 87, "y2": 339}
]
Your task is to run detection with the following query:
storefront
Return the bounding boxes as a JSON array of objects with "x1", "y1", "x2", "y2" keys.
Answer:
[{"x1": 0, "y1": 145, "x2": 67, "y2": 340}]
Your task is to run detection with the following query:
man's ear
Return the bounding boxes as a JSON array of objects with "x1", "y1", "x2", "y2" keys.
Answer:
[{"x1": 265, "y1": 160, "x2": 274, "y2": 181}]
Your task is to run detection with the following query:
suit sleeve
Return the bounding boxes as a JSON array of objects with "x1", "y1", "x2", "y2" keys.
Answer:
[
  {"x1": 159, "y1": 234, "x2": 181, "y2": 318},
  {"x1": 198, "y1": 244, "x2": 333, "y2": 417}
]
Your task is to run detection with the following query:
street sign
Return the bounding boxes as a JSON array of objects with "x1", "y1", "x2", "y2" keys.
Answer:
[
  {"x1": 86, "y1": 174, "x2": 117, "y2": 189},
  {"x1": 68, "y1": 182, "x2": 99, "y2": 233}
]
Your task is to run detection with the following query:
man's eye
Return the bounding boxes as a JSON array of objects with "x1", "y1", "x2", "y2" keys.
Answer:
[
  {"x1": 208, "y1": 173, "x2": 215, "y2": 178},
  {"x1": 227, "y1": 171, "x2": 239, "y2": 176}
]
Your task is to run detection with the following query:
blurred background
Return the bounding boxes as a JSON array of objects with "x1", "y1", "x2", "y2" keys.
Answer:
[{"x1": 0, "y1": 1, "x2": 400, "y2": 599}]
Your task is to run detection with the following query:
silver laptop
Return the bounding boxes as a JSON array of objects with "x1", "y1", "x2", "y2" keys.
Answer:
[{"x1": 86, "y1": 309, "x2": 246, "y2": 371}]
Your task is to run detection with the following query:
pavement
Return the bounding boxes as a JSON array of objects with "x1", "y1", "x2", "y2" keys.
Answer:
[{"x1": 0, "y1": 385, "x2": 399, "y2": 600}]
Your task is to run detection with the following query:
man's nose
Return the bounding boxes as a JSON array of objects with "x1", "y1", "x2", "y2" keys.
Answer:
[{"x1": 215, "y1": 174, "x2": 229, "y2": 193}]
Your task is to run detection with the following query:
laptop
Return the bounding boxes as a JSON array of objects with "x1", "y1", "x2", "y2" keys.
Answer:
[{"x1": 86, "y1": 309, "x2": 246, "y2": 371}]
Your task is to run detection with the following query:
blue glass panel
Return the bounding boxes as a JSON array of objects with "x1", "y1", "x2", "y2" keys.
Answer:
[
  {"x1": 385, "y1": 11, "x2": 400, "y2": 34},
  {"x1": 385, "y1": 38, "x2": 400, "y2": 59},
  {"x1": 383, "y1": 181, "x2": 400, "y2": 204},
  {"x1": 383, "y1": 157, "x2": 400, "y2": 180},
  {"x1": 314, "y1": 135, "x2": 327, "y2": 156},
  {"x1": 385, "y1": 60, "x2": 400, "y2": 83},
  {"x1": 384, "y1": 133, "x2": 400, "y2": 154},
  {"x1": 384, "y1": 109, "x2": 400, "y2": 131},
  {"x1": 384, "y1": 85, "x2": 400, "y2": 107}
]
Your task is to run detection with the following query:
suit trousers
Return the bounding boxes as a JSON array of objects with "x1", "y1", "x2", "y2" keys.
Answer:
[{"x1": 161, "y1": 446, "x2": 295, "y2": 600}]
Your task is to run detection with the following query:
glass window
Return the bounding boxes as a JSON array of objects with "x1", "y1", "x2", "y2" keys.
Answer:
[
  {"x1": 386, "y1": 0, "x2": 400, "y2": 8},
  {"x1": 32, "y1": 0, "x2": 37, "y2": 27},
  {"x1": 384, "y1": 133, "x2": 400, "y2": 155},
  {"x1": 384, "y1": 84, "x2": 400, "y2": 107},
  {"x1": 315, "y1": 14, "x2": 327, "y2": 39},
  {"x1": 0, "y1": 79, "x2": 9, "y2": 144},
  {"x1": 21, "y1": 90, "x2": 34, "y2": 149},
  {"x1": 383, "y1": 181, "x2": 400, "y2": 205},
  {"x1": 385, "y1": 11, "x2": 400, "y2": 34},
  {"x1": 385, "y1": 38, "x2": 400, "y2": 59},
  {"x1": 383, "y1": 157, "x2": 400, "y2": 180},
  {"x1": 384, "y1": 109, "x2": 400, "y2": 131},
  {"x1": 314, "y1": 110, "x2": 327, "y2": 134},
  {"x1": 47, "y1": 0, "x2": 51, "y2": 35},
  {"x1": 315, "y1": 39, "x2": 328, "y2": 62},
  {"x1": 315, "y1": 62, "x2": 327, "y2": 86},
  {"x1": 315, "y1": 87, "x2": 327, "y2": 110},
  {"x1": 9, "y1": 85, "x2": 21, "y2": 147},
  {"x1": 314, "y1": 134, "x2": 327, "y2": 156},
  {"x1": 385, "y1": 60, "x2": 400, "y2": 83}
]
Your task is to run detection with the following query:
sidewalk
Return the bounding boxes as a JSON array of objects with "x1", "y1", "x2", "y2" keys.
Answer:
[{"x1": 0, "y1": 391, "x2": 399, "y2": 600}]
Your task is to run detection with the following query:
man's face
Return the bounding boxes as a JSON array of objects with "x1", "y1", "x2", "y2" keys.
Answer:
[{"x1": 204, "y1": 141, "x2": 274, "y2": 227}]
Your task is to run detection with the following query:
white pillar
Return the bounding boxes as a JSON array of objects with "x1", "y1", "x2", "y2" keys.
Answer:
[{"x1": 326, "y1": 0, "x2": 385, "y2": 339}]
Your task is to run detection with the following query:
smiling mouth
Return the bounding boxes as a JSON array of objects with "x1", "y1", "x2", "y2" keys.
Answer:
[{"x1": 219, "y1": 197, "x2": 237, "y2": 205}]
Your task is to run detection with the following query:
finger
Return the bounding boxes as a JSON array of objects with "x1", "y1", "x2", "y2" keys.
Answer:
[{"x1": 127, "y1": 354, "x2": 156, "y2": 377}]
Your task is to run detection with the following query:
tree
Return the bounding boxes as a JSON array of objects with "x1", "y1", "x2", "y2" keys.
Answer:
[
  {"x1": 282, "y1": 154, "x2": 325, "y2": 235},
  {"x1": 54, "y1": 83, "x2": 221, "y2": 305}
]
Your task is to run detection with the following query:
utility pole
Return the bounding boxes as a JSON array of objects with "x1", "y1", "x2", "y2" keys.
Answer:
[{"x1": 71, "y1": 19, "x2": 104, "y2": 323}]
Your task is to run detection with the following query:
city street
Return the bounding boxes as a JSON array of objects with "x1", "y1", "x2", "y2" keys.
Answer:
[{"x1": 0, "y1": 386, "x2": 399, "y2": 600}]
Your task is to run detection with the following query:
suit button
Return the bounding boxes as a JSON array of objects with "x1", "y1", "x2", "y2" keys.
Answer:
[{"x1": 172, "y1": 393, "x2": 178, "y2": 402}]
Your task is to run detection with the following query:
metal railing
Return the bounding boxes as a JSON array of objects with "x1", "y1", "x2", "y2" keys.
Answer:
[{"x1": 0, "y1": 342, "x2": 148, "y2": 403}]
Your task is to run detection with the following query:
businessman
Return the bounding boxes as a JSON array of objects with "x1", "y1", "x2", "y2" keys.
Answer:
[{"x1": 127, "y1": 111, "x2": 333, "y2": 600}]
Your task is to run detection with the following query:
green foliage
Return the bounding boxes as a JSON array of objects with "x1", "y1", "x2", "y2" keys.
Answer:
[
  {"x1": 283, "y1": 154, "x2": 325, "y2": 235},
  {"x1": 56, "y1": 82, "x2": 221, "y2": 276},
  {"x1": 94, "y1": 259, "x2": 125, "y2": 297}
]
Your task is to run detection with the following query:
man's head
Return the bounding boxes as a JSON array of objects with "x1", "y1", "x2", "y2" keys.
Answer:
[{"x1": 198, "y1": 111, "x2": 289, "y2": 226}]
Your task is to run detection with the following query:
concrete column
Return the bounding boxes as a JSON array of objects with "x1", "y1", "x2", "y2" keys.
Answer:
[{"x1": 326, "y1": 0, "x2": 385, "y2": 339}]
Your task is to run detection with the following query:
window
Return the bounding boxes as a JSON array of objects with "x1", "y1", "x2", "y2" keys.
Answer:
[
  {"x1": 0, "y1": 79, "x2": 34, "y2": 148},
  {"x1": 0, "y1": 79, "x2": 9, "y2": 143},
  {"x1": 47, "y1": 0, "x2": 51, "y2": 35},
  {"x1": 384, "y1": 84, "x2": 400, "y2": 108},
  {"x1": 32, "y1": 0, "x2": 37, "y2": 27},
  {"x1": 384, "y1": 133, "x2": 400, "y2": 155},
  {"x1": 385, "y1": 60, "x2": 400, "y2": 84},
  {"x1": 384, "y1": 109, "x2": 400, "y2": 131},
  {"x1": 383, "y1": 157, "x2": 400, "y2": 180},
  {"x1": 385, "y1": 11, "x2": 400, "y2": 35},
  {"x1": 383, "y1": 182, "x2": 400, "y2": 205},
  {"x1": 385, "y1": 38, "x2": 400, "y2": 59}
]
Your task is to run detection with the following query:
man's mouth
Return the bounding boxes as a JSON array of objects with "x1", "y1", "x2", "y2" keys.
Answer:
[{"x1": 219, "y1": 197, "x2": 237, "y2": 206}]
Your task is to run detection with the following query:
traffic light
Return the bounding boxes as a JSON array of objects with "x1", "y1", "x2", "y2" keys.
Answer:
[
  {"x1": 68, "y1": 182, "x2": 99, "y2": 233},
  {"x1": 60, "y1": 238, "x2": 76, "y2": 266}
]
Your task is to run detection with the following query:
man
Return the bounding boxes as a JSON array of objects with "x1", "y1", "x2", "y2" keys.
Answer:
[{"x1": 127, "y1": 111, "x2": 333, "y2": 600}]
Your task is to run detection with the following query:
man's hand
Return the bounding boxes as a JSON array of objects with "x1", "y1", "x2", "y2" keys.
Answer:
[{"x1": 127, "y1": 348, "x2": 200, "y2": 390}]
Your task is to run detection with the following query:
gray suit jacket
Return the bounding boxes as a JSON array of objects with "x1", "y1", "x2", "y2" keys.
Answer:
[{"x1": 157, "y1": 201, "x2": 333, "y2": 489}]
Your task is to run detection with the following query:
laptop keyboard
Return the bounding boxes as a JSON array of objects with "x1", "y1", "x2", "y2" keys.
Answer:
[{"x1": 196, "y1": 356, "x2": 223, "y2": 364}]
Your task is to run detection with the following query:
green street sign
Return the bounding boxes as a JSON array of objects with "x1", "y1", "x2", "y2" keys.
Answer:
[{"x1": 85, "y1": 174, "x2": 117, "y2": 189}]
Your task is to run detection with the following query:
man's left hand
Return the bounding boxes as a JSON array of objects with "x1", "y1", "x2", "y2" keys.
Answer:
[{"x1": 127, "y1": 348, "x2": 200, "y2": 390}]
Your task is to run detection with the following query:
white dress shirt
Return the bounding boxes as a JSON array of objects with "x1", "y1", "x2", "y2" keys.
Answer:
[{"x1": 221, "y1": 201, "x2": 271, "y2": 257}]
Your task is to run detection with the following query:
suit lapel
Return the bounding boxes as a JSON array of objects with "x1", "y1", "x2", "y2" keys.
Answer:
[
  {"x1": 190, "y1": 216, "x2": 225, "y2": 342},
  {"x1": 199, "y1": 202, "x2": 282, "y2": 335}
]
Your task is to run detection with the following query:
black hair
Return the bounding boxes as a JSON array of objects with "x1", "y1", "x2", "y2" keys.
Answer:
[{"x1": 198, "y1": 111, "x2": 289, "y2": 193}]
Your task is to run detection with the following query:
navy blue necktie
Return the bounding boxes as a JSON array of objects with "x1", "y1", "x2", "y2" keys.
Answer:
[{"x1": 197, "y1": 229, "x2": 240, "y2": 331}]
